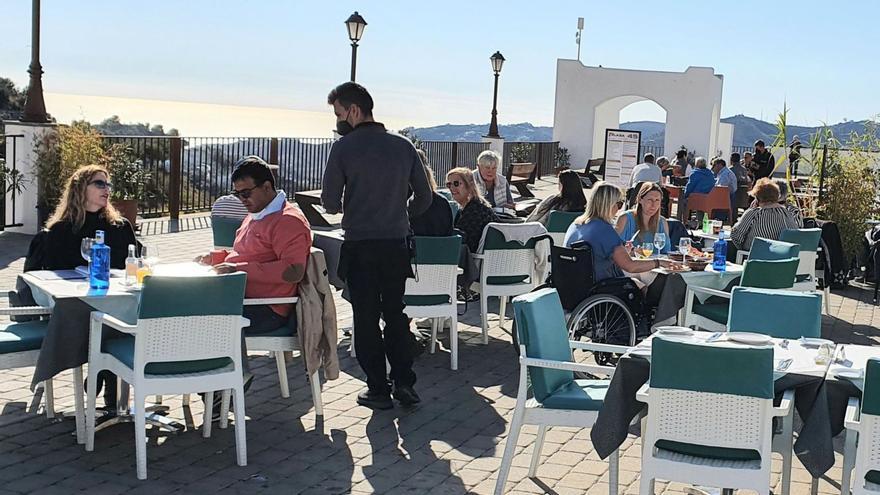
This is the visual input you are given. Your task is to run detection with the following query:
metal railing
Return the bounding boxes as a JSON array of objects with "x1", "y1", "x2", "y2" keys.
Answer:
[
  {"x1": 418, "y1": 141, "x2": 491, "y2": 180},
  {"x1": 1, "y1": 134, "x2": 24, "y2": 230},
  {"x1": 503, "y1": 141, "x2": 559, "y2": 179}
]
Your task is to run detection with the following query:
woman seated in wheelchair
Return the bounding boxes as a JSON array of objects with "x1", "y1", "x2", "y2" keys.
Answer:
[
  {"x1": 615, "y1": 182, "x2": 670, "y2": 253},
  {"x1": 564, "y1": 181, "x2": 674, "y2": 284}
]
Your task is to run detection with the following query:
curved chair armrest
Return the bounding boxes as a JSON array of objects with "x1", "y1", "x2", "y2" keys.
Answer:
[
  {"x1": 241, "y1": 317, "x2": 251, "y2": 328},
  {"x1": 456, "y1": 267, "x2": 464, "y2": 275},
  {"x1": 570, "y1": 341, "x2": 632, "y2": 355},
  {"x1": 90, "y1": 311, "x2": 138, "y2": 334},
  {"x1": 243, "y1": 297, "x2": 298, "y2": 305},
  {"x1": 845, "y1": 396, "x2": 861, "y2": 430},
  {"x1": 688, "y1": 286, "x2": 731, "y2": 299},
  {"x1": 0, "y1": 306, "x2": 51, "y2": 316},
  {"x1": 773, "y1": 389, "x2": 795, "y2": 417},
  {"x1": 735, "y1": 251, "x2": 750, "y2": 264},
  {"x1": 635, "y1": 383, "x2": 650, "y2": 404},
  {"x1": 520, "y1": 356, "x2": 614, "y2": 376}
]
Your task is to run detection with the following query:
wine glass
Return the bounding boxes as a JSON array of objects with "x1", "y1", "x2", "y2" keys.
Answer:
[
  {"x1": 653, "y1": 233, "x2": 667, "y2": 254},
  {"x1": 640, "y1": 242, "x2": 654, "y2": 258},
  {"x1": 678, "y1": 237, "x2": 692, "y2": 261},
  {"x1": 80, "y1": 238, "x2": 94, "y2": 271},
  {"x1": 141, "y1": 244, "x2": 160, "y2": 267}
]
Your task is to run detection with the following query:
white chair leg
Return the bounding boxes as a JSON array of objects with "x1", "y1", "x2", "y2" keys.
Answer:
[
  {"x1": 640, "y1": 471, "x2": 655, "y2": 495},
  {"x1": 232, "y1": 385, "x2": 247, "y2": 466},
  {"x1": 134, "y1": 392, "x2": 147, "y2": 480},
  {"x1": 494, "y1": 406, "x2": 525, "y2": 495},
  {"x1": 219, "y1": 390, "x2": 231, "y2": 429},
  {"x1": 780, "y1": 408, "x2": 794, "y2": 495},
  {"x1": 43, "y1": 379, "x2": 55, "y2": 419},
  {"x1": 202, "y1": 391, "x2": 214, "y2": 438},
  {"x1": 274, "y1": 351, "x2": 290, "y2": 398},
  {"x1": 480, "y1": 293, "x2": 489, "y2": 345},
  {"x1": 529, "y1": 425, "x2": 547, "y2": 477},
  {"x1": 841, "y1": 427, "x2": 856, "y2": 495},
  {"x1": 85, "y1": 365, "x2": 99, "y2": 452},
  {"x1": 72, "y1": 367, "x2": 85, "y2": 445},
  {"x1": 498, "y1": 296, "x2": 507, "y2": 330},
  {"x1": 824, "y1": 286, "x2": 830, "y2": 314},
  {"x1": 430, "y1": 318, "x2": 438, "y2": 354},
  {"x1": 608, "y1": 448, "x2": 619, "y2": 495},
  {"x1": 450, "y1": 314, "x2": 459, "y2": 371},
  {"x1": 310, "y1": 370, "x2": 323, "y2": 417}
]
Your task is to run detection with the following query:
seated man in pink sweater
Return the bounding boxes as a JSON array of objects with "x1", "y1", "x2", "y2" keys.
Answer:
[{"x1": 199, "y1": 156, "x2": 312, "y2": 384}]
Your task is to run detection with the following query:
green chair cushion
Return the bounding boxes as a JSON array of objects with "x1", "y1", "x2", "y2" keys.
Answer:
[
  {"x1": 541, "y1": 379, "x2": 608, "y2": 411},
  {"x1": 748, "y1": 238, "x2": 800, "y2": 261},
  {"x1": 863, "y1": 359, "x2": 880, "y2": 416},
  {"x1": 212, "y1": 215, "x2": 243, "y2": 247},
  {"x1": 404, "y1": 294, "x2": 451, "y2": 306},
  {"x1": 741, "y1": 258, "x2": 799, "y2": 289},
  {"x1": 728, "y1": 287, "x2": 821, "y2": 339},
  {"x1": 411, "y1": 236, "x2": 462, "y2": 265},
  {"x1": 104, "y1": 337, "x2": 233, "y2": 375},
  {"x1": 692, "y1": 301, "x2": 729, "y2": 324},
  {"x1": 512, "y1": 288, "x2": 574, "y2": 403},
  {"x1": 139, "y1": 273, "x2": 246, "y2": 319},
  {"x1": 0, "y1": 320, "x2": 48, "y2": 354},
  {"x1": 780, "y1": 228, "x2": 822, "y2": 252},
  {"x1": 487, "y1": 275, "x2": 529, "y2": 285},
  {"x1": 866, "y1": 470, "x2": 880, "y2": 484},
  {"x1": 547, "y1": 211, "x2": 581, "y2": 234},
  {"x1": 655, "y1": 440, "x2": 760, "y2": 461}
]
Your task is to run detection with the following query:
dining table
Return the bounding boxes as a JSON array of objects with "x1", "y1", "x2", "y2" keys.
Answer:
[{"x1": 592, "y1": 330, "x2": 840, "y2": 480}]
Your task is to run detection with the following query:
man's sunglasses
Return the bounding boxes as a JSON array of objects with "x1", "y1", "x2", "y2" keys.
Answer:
[
  {"x1": 88, "y1": 180, "x2": 113, "y2": 190},
  {"x1": 445, "y1": 180, "x2": 462, "y2": 188},
  {"x1": 231, "y1": 185, "x2": 260, "y2": 199}
]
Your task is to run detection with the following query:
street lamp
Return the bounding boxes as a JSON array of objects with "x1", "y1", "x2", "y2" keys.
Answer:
[
  {"x1": 345, "y1": 11, "x2": 367, "y2": 82},
  {"x1": 486, "y1": 51, "x2": 505, "y2": 138},
  {"x1": 21, "y1": 0, "x2": 48, "y2": 123}
]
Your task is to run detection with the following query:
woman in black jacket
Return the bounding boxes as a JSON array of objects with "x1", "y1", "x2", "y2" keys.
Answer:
[{"x1": 526, "y1": 169, "x2": 586, "y2": 226}]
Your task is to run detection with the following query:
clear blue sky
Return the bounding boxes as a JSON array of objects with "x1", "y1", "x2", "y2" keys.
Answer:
[{"x1": 1, "y1": 0, "x2": 877, "y2": 128}]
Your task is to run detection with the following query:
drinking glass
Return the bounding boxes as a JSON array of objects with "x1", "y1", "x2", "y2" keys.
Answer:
[
  {"x1": 678, "y1": 237, "x2": 692, "y2": 261},
  {"x1": 653, "y1": 233, "x2": 667, "y2": 254},
  {"x1": 141, "y1": 244, "x2": 160, "y2": 267},
  {"x1": 80, "y1": 238, "x2": 94, "y2": 272},
  {"x1": 640, "y1": 242, "x2": 654, "y2": 258}
]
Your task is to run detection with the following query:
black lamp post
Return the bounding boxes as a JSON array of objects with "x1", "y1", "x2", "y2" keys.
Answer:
[
  {"x1": 486, "y1": 51, "x2": 505, "y2": 138},
  {"x1": 21, "y1": 0, "x2": 48, "y2": 123},
  {"x1": 345, "y1": 11, "x2": 367, "y2": 82}
]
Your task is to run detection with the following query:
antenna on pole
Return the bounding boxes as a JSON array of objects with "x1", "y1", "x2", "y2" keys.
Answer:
[{"x1": 576, "y1": 17, "x2": 584, "y2": 62}]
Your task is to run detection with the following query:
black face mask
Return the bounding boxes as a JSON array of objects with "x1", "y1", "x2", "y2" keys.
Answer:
[{"x1": 336, "y1": 119, "x2": 354, "y2": 136}]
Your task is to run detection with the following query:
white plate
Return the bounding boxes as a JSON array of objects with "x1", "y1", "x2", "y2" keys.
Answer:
[
  {"x1": 727, "y1": 332, "x2": 773, "y2": 345},
  {"x1": 833, "y1": 368, "x2": 863, "y2": 380},
  {"x1": 655, "y1": 326, "x2": 693, "y2": 336},
  {"x1": 799, "y1": 337, "x2": 834, "y2": 348}
]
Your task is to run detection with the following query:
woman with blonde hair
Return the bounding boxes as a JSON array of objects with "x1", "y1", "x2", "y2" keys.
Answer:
[
  {"x1": 446, "y1": 167, "x2": 498, "y2": 252},
  {"x1": 41, "y1": 164, "x2": 138, "y2": 270},
  {"x1": 564, "y1": 181, "x2": 671, "y2": 281}
]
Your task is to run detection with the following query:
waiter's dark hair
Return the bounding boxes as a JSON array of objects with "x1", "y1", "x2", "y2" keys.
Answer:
[{"x1": 327, "y1": 82, "x2": 374, "y2": 117}]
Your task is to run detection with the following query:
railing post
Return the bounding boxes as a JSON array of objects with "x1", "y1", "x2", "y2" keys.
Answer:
[
  {"x1": 534, "y1": 144, "x2": 544, "y2": 181},
  {"x1": 451, "y1": 141, "x2": 458, "y2": 170},
  {"x1": 169, "y1": 137, "x2": 182, "y2": 232},
  {"x1": 269, "y1": 138, "x2": 279, "y2": 165}
]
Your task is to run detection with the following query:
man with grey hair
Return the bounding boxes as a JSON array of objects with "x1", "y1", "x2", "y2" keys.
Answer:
[
  {"x1": 472, "y1": 150, "x2": 514, "y2": 209},
  {"x1": 678, "y1": 156, "x2": 715, "y2": 221}
]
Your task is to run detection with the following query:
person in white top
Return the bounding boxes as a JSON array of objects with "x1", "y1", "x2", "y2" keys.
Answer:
[{"x1": 629, "y1": 153, "x2": 662, "y2": 186}]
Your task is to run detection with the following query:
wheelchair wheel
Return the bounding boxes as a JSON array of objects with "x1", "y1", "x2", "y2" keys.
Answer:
[{"x1": 566, "y1": 294, "x2": 636, "y2": 375}]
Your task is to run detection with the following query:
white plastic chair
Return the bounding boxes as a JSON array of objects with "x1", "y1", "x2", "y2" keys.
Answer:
[
  {"x1": 637, "y1": 337, "x2": 791, "y2": 494},
  {"x1": 780, "y1": 228, "x2": 829, "y2": 314},
  {"x1": 473, "y1": 223, "x2": 544, "y2": 345},
  {"x1": 243, "y1": 296, "x2": 323, "y2": 417},
  {"x1": 495, "y1": 288, "x2": 628, "y2": 495},
  {"x1": 403, "y1": 236, "x2": 463, "y2": 370},
  {"x1": 81, "y1": 273, "x2": 249, "y2": 480},
  {"x1": 842, "y1": 358, "x2": 880, "y2": 495}
]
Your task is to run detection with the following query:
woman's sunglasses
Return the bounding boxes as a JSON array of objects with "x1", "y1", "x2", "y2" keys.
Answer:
[
  {"x1": 445, "y1": 180, "x2": 462, "y2": 188},
  {"x1": 88, "y1": 180, "x2": 113, "y2": 190}
]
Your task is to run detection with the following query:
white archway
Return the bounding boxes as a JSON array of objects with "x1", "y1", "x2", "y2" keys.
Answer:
[{"x1": 552, "y1": 62, "x2": 731, "y2": 168}]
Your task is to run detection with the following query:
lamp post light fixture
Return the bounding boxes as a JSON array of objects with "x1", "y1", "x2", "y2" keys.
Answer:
[
  {"x1": 21, "y1": 0, "x2": 48, "y2": 123},
  {"x1": 486, "y1": 51, "x2": 505, "y2": 138},
  {"x1": 345, "y1": 11, "x2": 367, "y2": 82}
]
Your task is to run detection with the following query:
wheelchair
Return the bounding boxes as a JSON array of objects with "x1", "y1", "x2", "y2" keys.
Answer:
[{"x1": 548, "y1": 241, "x2": 652, "y2": 369}]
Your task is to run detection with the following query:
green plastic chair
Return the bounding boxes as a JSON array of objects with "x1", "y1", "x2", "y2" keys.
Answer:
[
  {"x1": 780, "y1": 228, "x2": 829, "y2": 313},
  {"x1": 842, "y1": 358, "x2": 880, "y2": 492},
  {"x1": 638, "y1": 337, "x2": 789, "y2": 492},
  {"x1": 495, "y1": 288, "x2": 628, "y2": 495},
  {"x1": 212, "y1": 215, "x2": 244, "y2": 249},
  {"x1": 82, "y1": 273, "x2": 249, "y2": 479},
  {"x1": 546, "y1": 211, "x2": 581, "y2": 246},
  {"x1": 0, "y1": 293, "x2": 54, "y2": 422},
  {"x1": 748, "y1": 237, "x2": 800, "y2": 261},
  {"x1": 684, "y1": 257, "x2": 800, "y2": 331}
]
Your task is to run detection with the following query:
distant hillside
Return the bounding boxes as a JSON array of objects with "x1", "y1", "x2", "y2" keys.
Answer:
[
  {"x1": 93, "y1": 115, "x2": 178, "y2": 136},
  {"x1": 410, "y1": 116, "x2": 879, "y2": 147}
]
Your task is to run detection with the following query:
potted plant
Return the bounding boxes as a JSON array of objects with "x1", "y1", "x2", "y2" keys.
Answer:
[
  {"x1": 554, "y1": 146, "x2": 571, "y2": 175},
  {"x1": 0, "y1": 156, "x2": 27, "y2": 198},
  {"x1": 104, "y1": 145, "x2": 148, "y2": 226}
]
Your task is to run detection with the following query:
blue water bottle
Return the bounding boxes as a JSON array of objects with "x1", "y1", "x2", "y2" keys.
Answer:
[
  {"x1": 90, "y1": 230, "x2": 111, "y2": 290},
  {"x1": 712, "y1": 230, "x2": 728, "y2": 272}
]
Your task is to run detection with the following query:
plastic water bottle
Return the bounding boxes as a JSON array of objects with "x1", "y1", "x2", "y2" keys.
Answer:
[
  {"x1": 90, "y1": 230, "x2": 111, "y2": 290},
  {"x1": 125, "y1": 244, "x2": 138, "y2": 286},
  {"x1": 712, "y1": 231, "x2": 728, "y2": 272}
]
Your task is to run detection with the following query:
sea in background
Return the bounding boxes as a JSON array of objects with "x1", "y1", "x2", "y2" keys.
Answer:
[{"x1": 44, "y1": 92, "x2": 412, "y2": 137}]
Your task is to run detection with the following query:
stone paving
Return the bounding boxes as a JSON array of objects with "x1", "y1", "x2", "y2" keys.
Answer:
[{"x1": 1, "y1": 181, "x2": 879, "y2": 494}]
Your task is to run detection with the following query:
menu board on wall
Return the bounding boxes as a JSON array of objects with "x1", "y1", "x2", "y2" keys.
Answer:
[{"x1": 602, "y1": 129, "x2": 641, "y2": 188}]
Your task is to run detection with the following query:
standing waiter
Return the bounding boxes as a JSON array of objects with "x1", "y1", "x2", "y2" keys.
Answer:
[{"x1": 322, "y1": 82, "x2": 432, "y2": 410}]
